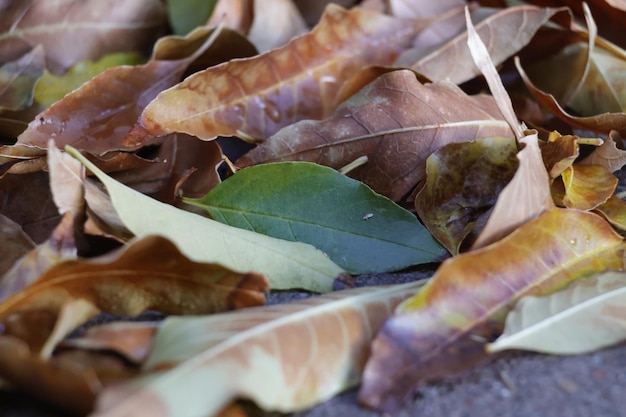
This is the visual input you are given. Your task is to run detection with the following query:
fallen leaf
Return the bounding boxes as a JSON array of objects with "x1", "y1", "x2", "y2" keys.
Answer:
[
  {"x1": 60, "y1": 321, "x2": 160, "y2": 364},
  {"x1": 0, "y1": 45, "x2": 45, "y2": 111},
  {"x1": 206, "y1": 0, "x2": 254, "y2": 35},
  {"x1": 68, "y1": 147, "x2": 346, "y2": 292},
  {"x1": 34, "y1": 52, "x2": 146, "y2": 109},
  {"x1": 91, "y1": 281, "x2": 427, "y2": 417},
  {"x1": 0, "y1": 234, "x2": 268, "y2": 321},
  {"x1": 0, "y1": 335, "x2": 100, "y2": 414},
  {"x1": 125, "y1": 5, "x2": 428, "y2": 144},
  {"x1": 595, "y1": 195, "x2": 626, "y2": 231},
  {"x1": 185, "y1": 161, "x2": 444, "y2": 274},
  {"x1": 238, "y1": 70, "x2": 514, "y2": 201},
  {"x1": 516, "y1": 56, "x2": 626, "y2": 135},
  {"x1": 539, "y1": 132, "x2": 580, "y2": 178},
  {"x1": 409, "y1": 5, "x2": 571, "y2": 85},
  {"x1": 487, "y1": 272, "x2": 626, "y2": 354},
  {"x1": 415, "y1": 137, "x2": 518, "y2": 254},
  {"x1": 359, "y1": 208, "x2": 626, "y2": 412},
  {"x1": 561, "y1": 164, "x2": 617, "y2": 210},
  {"x1": 0, "y1": 214, "x2": 35, "y2": 276},
  {"x1": 579, "y1": 130, "x2": 626, "y2": 172},
  {"x1": 0, "y1": 0, "x2": 167, "y2": 75}
]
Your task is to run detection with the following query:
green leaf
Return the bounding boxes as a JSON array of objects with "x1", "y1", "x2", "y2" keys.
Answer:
[
  {"x1": 66, "y1": 147, "x2": 345, "y2": 292},
  {"x1": 166, "y1": 0, "x2": 218, "y2": 35},
  {"x1": 487, "y1": 272, "x2": 626, "y2": 354},
  {"x1": 184, "y1": 162, "x2": 444, "y2": 274}
]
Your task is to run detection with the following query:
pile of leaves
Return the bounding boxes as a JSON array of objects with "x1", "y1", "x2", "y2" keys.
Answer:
[{"x1": 2, "y1": 0, "x2": 626, "y2": 415}]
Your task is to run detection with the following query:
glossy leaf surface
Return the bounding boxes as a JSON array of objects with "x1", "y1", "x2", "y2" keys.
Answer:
[{"x1": 185, "y1": 162, "x2": 444, "y2": 274}]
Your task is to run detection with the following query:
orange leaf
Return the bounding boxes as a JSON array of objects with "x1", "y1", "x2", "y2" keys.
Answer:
[
  {"x1": 561, "y1": 164, "x2": 617, "y2": 210},
  {"x1": 360, "y1": 208, "x2": 626, "y2": 412},
  {"x1": 125, "y1": 5, "x2": 428, "y2": 145}
]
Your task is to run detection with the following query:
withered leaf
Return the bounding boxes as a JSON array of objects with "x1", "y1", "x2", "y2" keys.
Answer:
[
  {"x1": 0, "y1": 0, "x2": 167, "y2": 75},
  {"x1": 0, "y1": 214, "x2": 35, "y2": 277},
  {"x1": 0, "y1": 235, "x2": 269, "y2": 322},
  {"x1": 60, "y1": 321, "x2": 160, "y2": 364},
  {"x1": 360, "y1": 208, "x2": 626, "y2": 412},
  {"x1": 516, "y1": 56, "x2": 626, "y2": 136},
  {"x1": 126, "y1": 5, "x2": 428, "y2": 145},
  {"x1": 539, "y1": 132, "x2": 580, "y2": 178},
  {"x1": 579, "y1": 130, "x2": 626, "y2": 172},
  {"x1": 247, "y1": 0, "x2": 308, "y2": 53},
  {"x1": 0, "y1": 335, "x2": 100, "y2": 415},
  {"x1": 13, "y1": 26, "x2": 235, "y2": 159},
  {"x1": 238, "y1": 70, "x2": 514, "y2": 201},
  {"x1": 415, "y1": 137, "x2": 518, "y2": 254},
  {"x1": 560, "y1": 164, "x2": 617, "y2": 210},
  {"x1": 408, "y1": 5, "x2": 571, "y2": 85},
  {"x1": 595, "y1": 195, "x2": 626, "y2": 232},
  {"x1": 91, "y1": 281, "x2": 426, "y2": 417},
  {"x1": 0, "y1": 45, "x2": 45, "y2": 112}
]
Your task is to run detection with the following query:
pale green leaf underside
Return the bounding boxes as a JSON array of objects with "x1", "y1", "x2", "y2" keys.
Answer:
[
  {"x1": 67, "y1": 146, "x2": 344, "y2": 292},
  {"x1": 488, "y1": 272, "x2": 626, "y2": 354},
  {"x1": 184, "y1": 162, "x2": 444, "y2": 274}
]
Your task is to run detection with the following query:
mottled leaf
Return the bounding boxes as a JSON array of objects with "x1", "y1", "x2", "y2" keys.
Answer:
[
  {"x1": 0, "y1": 45, "x2": 45, "y2": 111},
  {"x1": 185, "y1": 162, "x2": 444, "y2": 274},
  {"x1": 360, "y1": 208, "x2": 626, "y2": 412},
  {"x1": 125, "y1": 5, "x2": 428, "y2": 145},
  {"x1": 561, "y1": 164, "x2": 617, "y2": 210},
  {"x1": 238, "y1": 70, "x2": 514, "y2": 201},
  {"x1": 0, "y1": 235, "x2": 268, "y2": 322},
  {"x1": 91, "y1": 281, "x2": 426, "y2": 417},
  {"x1": 415, "y1": 137, "x2": 518, "y2": 254},
  {"x1": 0, "y1": 0, "x2": 167, "y2": 75},
  {"x1": 67, "y1": 147, "x2": 346, "y2": 292},
  {"x1": 595, "y1": 195, "x2": 626, "y2": 231},
  {"x1": 488, "y1": 272, "x2": 626, "y2": 354}
]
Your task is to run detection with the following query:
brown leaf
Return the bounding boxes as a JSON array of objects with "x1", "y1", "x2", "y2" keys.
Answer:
[
  {"x1": 415, "y1": 137, "x2": 518, "y2": 255},
  {"x1": 0, "y1": 214, "x2": 35, "y2": 277},
  {"x1": 539, "y1": 131, "x2": 580, "y2": 178},
  {"x1": 360, "y1": 208, "x2": 626, "y2": 412},
  {"x1": 0, "y1": 235, "x2": 269, "y2": 322},
  {"x1": 125, "y1": 5, "x2": 428, "y2": 145},
  {"x1": 595, "y1": 195, "x2": 626, "y2": 231},
  {"x1": 408, "y1": 5, "x2": 571, "y2": 85},
  {"x1": 60, "y1": 321, "x2": 160, "y2": 364},
  {"x1": 238, "y1": 70, "x2": 514, "y2": 201},
  {"x1": 0, "y1": 0, "x2": 167, "y2": 75},
  {"x1": 0, "y1": 335, "x2": 101, "y2": 414},
  {"x1": 0, "y1": 45, "x2": 45, "y2": 112},
  {"x1": 579, "y1": 130, "x2": 626, "y2": 172},
  {"x1": 561, "y1": 164, "x2": 617, "y2": 210},
  {"x1": 516, "y1": 56, "x2": 626, "y2": 135},
  {"x1": 207, "y1": 0, "x2": 254, "y2": 35},
  {"x1": 471, "y1": 131, "x2": 555, "y2": 249},
  {"x1": 90, "y1": 282, "x2": 425, "y2": 417}
]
